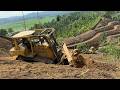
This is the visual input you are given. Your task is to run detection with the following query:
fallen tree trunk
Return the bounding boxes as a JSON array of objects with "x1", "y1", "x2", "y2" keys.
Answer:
[
  {"x1": 106, "y1": 33, "x2": 120, "y2": 43},
  {"x1": 82, "y1": 33, "x2": 103, "y2": 47},
  {"x1": 66, "y1": 24, "x2": 120, "y2": 48},
  {"x1": 107, "y1": 34, "x2": 120, "y2": 39},
  {"x1": 95, "y1": 17, "x2": 112, "y2": 29},
  {"x1": 64, "y1": 21, "x2": 120, "y2": 46},
  {"x1": 67, "y1": 33, "x2": 103, "y2": 48},
  {"x1": 106, "y1": 25, "x2": 120, "y2": 36}
]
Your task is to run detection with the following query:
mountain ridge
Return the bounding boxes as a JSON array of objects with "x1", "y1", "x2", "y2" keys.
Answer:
[{"x1": 0, "y1": 11, "x2": 76, "y2": 25}]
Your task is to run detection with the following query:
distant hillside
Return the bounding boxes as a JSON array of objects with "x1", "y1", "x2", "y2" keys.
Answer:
[
  {"x1": 0, "y1": 11, "x2": 76, "y2": 25},
  {"x1": 0, "y1": 16, "x2": 56, "y2": 31}
]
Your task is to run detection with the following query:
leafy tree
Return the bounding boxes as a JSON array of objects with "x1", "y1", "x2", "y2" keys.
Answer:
[
  {"x1": 8, "y1": 28, "x2": 13, "y2": 33},
  {"x1": 0, "y1": 29, "x2": 8, "y2": 36},
  {"x1": 56, "y1": 15, "x2": 61, "y2": 22},
  {"x1": 103, "y1": 11, "x2": 116, "y2": 18}
]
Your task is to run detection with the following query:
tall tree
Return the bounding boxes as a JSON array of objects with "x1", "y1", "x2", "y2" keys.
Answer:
[{"x1": 56, "y1": 15, "x2": 61, "y2": 22}]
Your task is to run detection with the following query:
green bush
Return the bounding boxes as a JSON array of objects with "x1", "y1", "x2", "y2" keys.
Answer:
[
  {"x1": 76, "y1": 43, "x2": 89, "y2": 53},
  {"x1": 99, "y1": 32, "x2": 108, "y2": 46},
  {"x1": 99, "y1": 44, "x2": 120, "y2": 59},
  {"x1": 0, "y1": 29, "x2": 8, "y2": 36},
  {"x1": 8, "y1": 28, "x2": 13, "y2": 33}
]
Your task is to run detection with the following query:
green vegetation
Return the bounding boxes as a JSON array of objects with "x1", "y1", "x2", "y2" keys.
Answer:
[
  {"x1": 97, "y1": 11, "x2": 120, "y2": 59},
  {"x1": 0, "y1": 29, "x2": 8, "y2": 36},
  {"x1": 98, "y1": 35, "x2": 120, "y2": 59},
  {"x1": 39, "y1": 12, "x2": 103, "y2": 43},
  {"x1": 99, "y1": 32, "x2": 108, "y2": 46},
  {"x1": 8, "y1": 28, "x2": 13, "y2": 33},
  {"x1": 0, "y1": 28, "x2": 15, "y2": 36},
  {"x1": 76, "y1": 43, "x2": 89, "y2": 53},
  {"x1": 99, "y1": 43, "x2": 120, "y2": 59},
  {"x1": 103, "y1": 11, "x2": 120, "y2": 20},
  {"x1": 111, "y1": 13, "x2": 120, "y2": 20},
  {"x1": 0, "y1": 16, "x2": 56, "y2": 32}
]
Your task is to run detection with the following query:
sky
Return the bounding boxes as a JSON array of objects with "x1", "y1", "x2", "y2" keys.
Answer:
[{"x1": 0, "y1": 11, "x2": 44, "y2": 18}]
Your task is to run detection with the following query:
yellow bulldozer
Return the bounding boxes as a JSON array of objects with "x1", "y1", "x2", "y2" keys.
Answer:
[
  {"x1": 8, "y1": 28, "x2": 92, "y2": 67},
  {"x1": 10, "y1": 28, "x2": 60, "y2": 63},
  {"x1": 0, "y1": 11, "x2": 94, "y2": 67}
]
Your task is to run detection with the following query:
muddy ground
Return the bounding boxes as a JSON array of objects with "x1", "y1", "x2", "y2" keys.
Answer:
[{"x1": 0, "y1": 54, "x2": 120, "y2": 79}]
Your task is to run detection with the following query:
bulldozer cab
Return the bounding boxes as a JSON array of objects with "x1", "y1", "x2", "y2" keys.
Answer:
[{"x1": 10, "y1": 28, "x2": 59, "y2": 61}]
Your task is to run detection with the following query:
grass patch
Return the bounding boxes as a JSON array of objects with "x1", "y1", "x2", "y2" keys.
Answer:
[
  {"x1": 0, "y1": 16, "x2": 56, "y2": 32},
  {"x1": 98, "y1": 44, "x2": 120, "y2": 59}
]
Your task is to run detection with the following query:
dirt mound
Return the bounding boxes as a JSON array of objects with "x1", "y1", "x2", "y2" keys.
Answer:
[
  {"x1": 0, "y1": 37, "x2": 12, "y2": 50},
  {"x1": 0, "y1": 37, "x2": 12, "y2": 56}
]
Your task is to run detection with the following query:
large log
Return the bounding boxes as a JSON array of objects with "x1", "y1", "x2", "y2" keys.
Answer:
[
  {"x1": 82, "y1": 33, "x2": 103, "y2": 47},
  {"x1": 107, "y1": 34, "x2": 120, "y2": 39},
  {"x1": 80, "y1": 25, "x2": 120, "y2": 47},
  {"x1": 106, "y1": 33, "x2": 120, "y2": 43},
  {"x1": 95, "y1": 17, "x2": 112, "y2": 29},
  {"x1": 106, "y1": 25, "x2": 120, "y2": 36},
  {"x1": 67, "y1": 33, "x2": 103, "y2": 48},
  {"x1": 64, "y1": 21, "x2": 120, "y2": 46}
]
